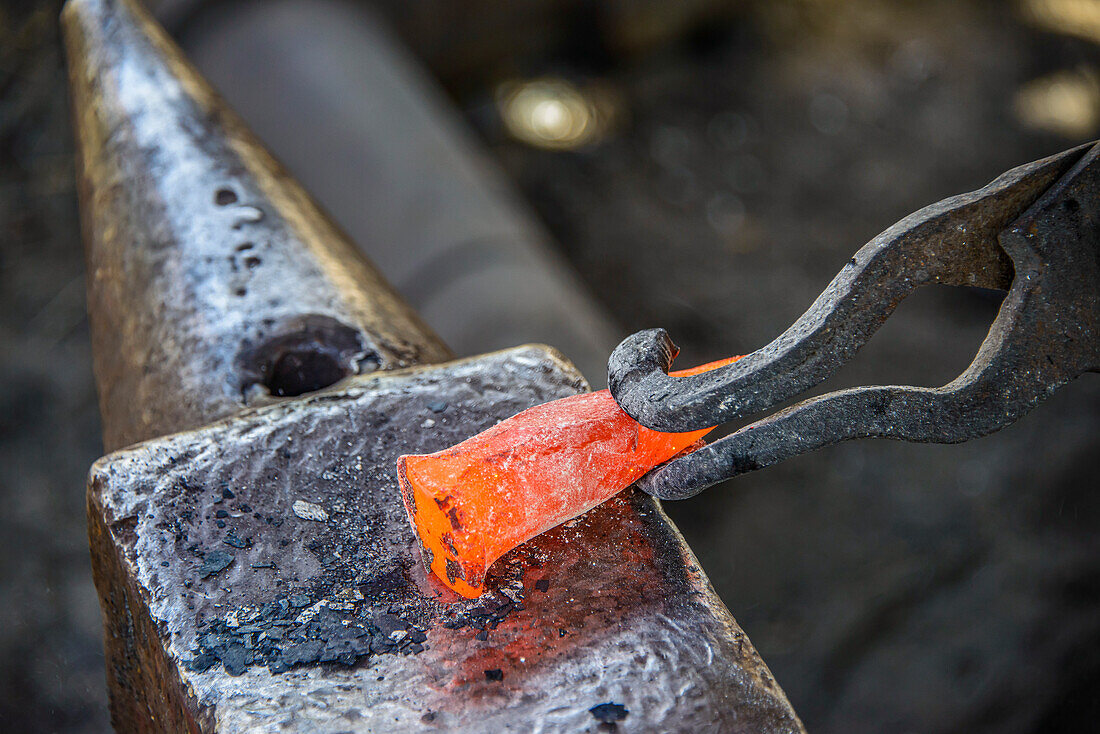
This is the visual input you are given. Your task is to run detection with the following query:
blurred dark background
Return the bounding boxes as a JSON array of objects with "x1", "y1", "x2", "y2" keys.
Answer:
[{"x1": 2, "y1": 0, "x2": 1099, "y2": 731}]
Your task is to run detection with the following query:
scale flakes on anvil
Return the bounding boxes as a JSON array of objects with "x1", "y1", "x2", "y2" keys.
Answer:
[{"x1": 90, "y1": 348, "x2": 799, "y2": 732}]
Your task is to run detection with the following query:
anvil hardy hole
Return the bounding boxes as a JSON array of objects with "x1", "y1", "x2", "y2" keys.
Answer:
[
  {"x1": 238, "y1": 315, "x2": 376, "y2": 399},
  {"x1": 266, "y1": 350, "x2": 345, "y2": 396}
]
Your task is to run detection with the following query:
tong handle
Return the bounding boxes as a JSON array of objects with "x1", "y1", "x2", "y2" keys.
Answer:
[
  {"x1": 609, "y1": 143, "x2": 1091, "y2": 434},
  {"x1": 612, "y1": 141, "x2": 1100, "y2": 499}
]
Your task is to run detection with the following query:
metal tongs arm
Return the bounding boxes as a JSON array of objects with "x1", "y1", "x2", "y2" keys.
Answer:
[{"x1": 609, "y1": 142, "x2": 1100, "y2": 499}]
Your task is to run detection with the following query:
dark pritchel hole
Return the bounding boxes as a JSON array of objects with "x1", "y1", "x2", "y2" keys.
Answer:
[
  {"x1": 243, "y1": 256, "x2": 261, "y2": 269},
  {"x1": 265, "y1": 350, "x2": 347, "y2": 397},
  {"x1": 234, "y1": 287, "x2": 247, "y2": 297},
  {"x1": 237, "y1": 315, "x2": 374, "y2": 400},
  {"x1": 235, "y1": 242, "x2": 254, "y2": 252},
  {"x1": 215, "y1": 188, "x2": 238, "y2": 206}
]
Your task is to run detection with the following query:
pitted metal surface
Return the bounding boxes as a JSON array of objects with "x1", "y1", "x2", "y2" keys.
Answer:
[
  {"x1": 63, "y1": 0, "x2": 451, "y2": 451},
  {"x1": 90, "y1": 347, "x2": 803, "y2": 732}
]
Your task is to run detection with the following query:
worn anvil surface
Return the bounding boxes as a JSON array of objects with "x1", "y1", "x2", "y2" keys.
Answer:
[
  {"x1": 63, "y1": 0, "x2": 804, "y2": 730},
  {"x1": 91, "y1": 347, "x2": 800, "y2": 732}
]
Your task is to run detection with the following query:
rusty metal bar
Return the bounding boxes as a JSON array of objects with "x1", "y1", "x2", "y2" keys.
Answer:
[{"x1": 64, "y1": 0, "x2": 805, "y2": 731}]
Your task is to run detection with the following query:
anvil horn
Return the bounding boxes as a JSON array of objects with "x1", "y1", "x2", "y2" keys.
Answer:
[{"x1": 64, "y1": 0, "x2": 451, "y2": 452}]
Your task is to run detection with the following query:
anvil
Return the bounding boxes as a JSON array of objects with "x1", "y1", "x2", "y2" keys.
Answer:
[{"x1": 63, "y1": 0, "x2": 804, "y2": 730}]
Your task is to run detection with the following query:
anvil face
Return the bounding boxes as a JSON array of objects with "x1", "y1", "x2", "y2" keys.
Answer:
[{"x1": 89, "y1": 346, "x2": 800, "y2": 733}]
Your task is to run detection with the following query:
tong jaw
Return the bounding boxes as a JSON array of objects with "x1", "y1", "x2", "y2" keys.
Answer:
[{"x1": 609, "y1": 142, "x2": 1100, "y2": 499}]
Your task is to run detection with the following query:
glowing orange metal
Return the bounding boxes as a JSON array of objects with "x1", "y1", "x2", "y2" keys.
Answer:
[{"x1": 397, "y1": 356, "x2": 740, "y2": 598}]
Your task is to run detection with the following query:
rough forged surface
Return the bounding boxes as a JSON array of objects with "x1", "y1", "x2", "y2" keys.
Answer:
[
  {"x1": 398, "y1": 357, "x2": 736, "y2": 598},
  {"x1": 88, "y1": 347, "x2": 804, "y2": 733}
]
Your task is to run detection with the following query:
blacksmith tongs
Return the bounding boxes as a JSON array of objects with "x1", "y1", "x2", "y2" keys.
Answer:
[{"x1": 608, "y1": 141, "x2": 1100, "y2": 499}]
